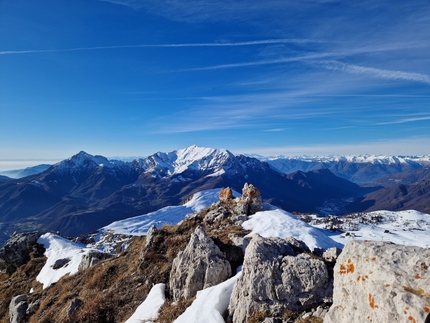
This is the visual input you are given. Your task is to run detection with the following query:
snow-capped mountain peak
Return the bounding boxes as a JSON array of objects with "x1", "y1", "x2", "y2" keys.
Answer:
[
  {"x1": 52, "y1": 151, "x2": 126, "y2": 173},
  {"x1": 135, "y1": 145, "x2": 235, "y2": 177}
]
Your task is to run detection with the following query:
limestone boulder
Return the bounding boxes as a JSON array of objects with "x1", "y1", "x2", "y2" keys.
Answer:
[
  {"x1": 325, "y1": 240, "x2": 430, "y2": 323},
  {"x1": 78, "y1": 250, "x2": 113, "y2": 271},
  {"x1": 9, "y1": 295, "x2": 28, "y2": 323},
  {"x1": 228, "y1": 235, "x2": 330, "y2": 323},
  {"x1": 169, "y1": 226, "x2": 231, "y2": 300},
  {"x1": 139, "y1": 225, "x2": 158, "y2": 262}
]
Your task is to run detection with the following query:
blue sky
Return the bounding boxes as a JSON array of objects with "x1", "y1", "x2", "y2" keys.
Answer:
[{"x1": 1, "y1": 0, "x2": 430, "y2": 169}]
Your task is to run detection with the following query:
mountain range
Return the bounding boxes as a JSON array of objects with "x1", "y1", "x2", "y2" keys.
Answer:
[
  {"x1": 262, "y1": 154, "x2": 430, "y2": 184},
  {"x1": 0, "y1": 145, "x2": 429, "y2": 247}
]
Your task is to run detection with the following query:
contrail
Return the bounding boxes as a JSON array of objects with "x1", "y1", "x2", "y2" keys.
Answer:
[{"x1": 0, "y1": 39, "x2": 326, "y2": 55}]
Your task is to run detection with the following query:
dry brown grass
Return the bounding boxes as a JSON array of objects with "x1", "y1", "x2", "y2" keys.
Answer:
[
  {"x1": 0, "y1": 244, "x2": 46, "y2": 323},
  {"x1": 280, "y1": 309, "x2": 300, "y2": 322},
  {"x1": 247, "y1": 309, "x2": 269, "y2": 323},
  {"x1": 155, "y1": 297, "x2": 195, "y2": 323},
  {"x1": 28, "y1": 236, "x2": 150, "y2": 323},
  {"x1": 2, "y1": 198, "x2": 251, "y2": 323}
]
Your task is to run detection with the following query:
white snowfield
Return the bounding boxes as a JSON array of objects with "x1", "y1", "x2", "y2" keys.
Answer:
[
  {"x1": 124, "y1": 283, "x2": 166, "y2": 323},
  {"x1": 311, "y1": 209, "x2": 430, "y2": 248},
  {"x1": 242, "y1": 207, "x2": 343, "y2": 251},
  {"x1": 36, "y1": 233, "x2": 92, "y2": 289}
]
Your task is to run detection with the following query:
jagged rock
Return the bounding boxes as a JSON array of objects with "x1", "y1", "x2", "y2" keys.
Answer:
[
  {"x1": 229, "y1": 235, "x2": 251, "y2": 253},
  {"x1": 284, "y1": 236, "x2": 311, "y2": 253},
  {"x1": 139, "y1": 225, "x2": 157, "y2": 261},
  {"x1": 219, "y1": 187, "x2": 234, "y2": 200},
  {"x1": 67, "y1": 298, "x2": 83, "y2": 317},
  {"x1": 234, "y1": 183, "x2": 262, "y2": 215},
  {"x1": 230, "y1": 214, "x2": 248, "y2": 225},
  {"x1": 322, "y1": 247, "x2": 342, "y2": 263},
  {"x1": 204, "y1": 207, "x2": 229, "y2": 223},
  {"x1": 9, "y1": 295, "x2": 28, "y2": 323},
  {"x1": 228, "y1": 235, "x2": 331, "y2": 323},
  {"x1": 26, "y1": 298, "x2": 40, "y2": 316},
  {"x1": 78, "y1": 250, "x2": 113, "y2": 271},
  {"x1": 325, "y1": 240, "x2": 430, "y2": 323},
  {"x1": 52, "y1": 257, "x2": 71, "y2": 269},
  {"x1": 0, "y1": 231, "x2": 42, "y2": 274},
  {"x1": 169, "y1": 226, "x2": 232, "y2": 300}
]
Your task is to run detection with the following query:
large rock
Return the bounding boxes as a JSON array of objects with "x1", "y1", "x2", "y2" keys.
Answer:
[
  {"x1": 235, "y1": 183, "x2": 262, "y2": 215},
  {"x1": 325, "y1": 240, "x2": 430, "y2": 323},
  {"x1": 78, "y1": 250, "x2": 113, "y2": 271},
  {"x1": 228, "y1": 235, "x2": 331, "y2": 323},
  {"x1": 9, "y1": 295, "x2": 28, "y2": 323},
  {"x1": 169, "y1": 226, "x2": 232, "y2": 300},
  {"x1": 139, "y1": 225, "x2": 158, "y2": 262},
  {"x1": 0, "y1": 231, "x2": 42, "y2": 274}
]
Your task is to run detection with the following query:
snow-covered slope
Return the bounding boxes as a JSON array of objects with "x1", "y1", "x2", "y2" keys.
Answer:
[
  {"x1": 36, "y1": 233, "x2": 93, "y2": 289},
  {"x1": 100, "y1": 188, "x2": 239, "y2": 236},
  {"x1": 124, "y1": 284, "x2": 166, "y2": 323},
  {"x1": 243, "y1": 207, "x2": 343, "y2": 251},
  {"x1": 174, "y1": 271, "x2": 242, "y2": 323},
  {"x1": 309, "y1": 210, "x2": 430, "y2": 248}
]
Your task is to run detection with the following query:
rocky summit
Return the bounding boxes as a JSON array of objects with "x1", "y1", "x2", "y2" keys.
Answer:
[{"x1": 0, "y1": 183, "x2": 429, "y2": 323}]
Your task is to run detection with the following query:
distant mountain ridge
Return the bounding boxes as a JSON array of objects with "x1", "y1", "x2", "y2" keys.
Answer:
[
  {"x1": 0, "y1": 164, "x2": 51, "y2": 179},
  {"x1": 0, "y1": 146, "x2": 371, "y2": 247},
  {"x1": 261, "y1": 154, "x2": 430, "y2": 184}
]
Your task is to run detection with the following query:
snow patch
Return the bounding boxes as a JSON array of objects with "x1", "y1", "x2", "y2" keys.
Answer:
[
  {"x1": 174, "y1": 271, "x2": 242, "y2": 323},
  {"x1": 36, "y1": 233, "x2": 92, "y2": 289},
  {"x1": 124, "y1": 283, "x2": 166, "y2": 323},
  {"x1": 242, "y1": 207, "x2": 342, "y2": 251},
  {"x1": 101, "y1": 188, "x2": 239, "y2": 236}
]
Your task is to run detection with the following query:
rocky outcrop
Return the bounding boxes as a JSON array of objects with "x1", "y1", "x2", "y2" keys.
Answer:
[
  {"x1": 9, "y1": 295, "x2": 28, "y2": 323},
  {"x1": 139, "y1": 225, "x2": 158, "y2": 262},
  {"x1": 67, "y1": 298, "x2": 83, "y2": 317},
  {"x1": 228, "y1": 235, "x2": 331, "y2": 323},
  {"x1": 234, "y1": 183, "x2": 262, "y2": 215},
  {"x1": 219, "y1": 187, "x2": 234, "y2": 200},
  {"x1": 169, "y1": 226, "x2": 232, "y2": 300},
  {"x1": 78, "y1": 250, "x2": 113, "y2": 271},
  {"x1": 322, "y1": 247, "x2": 342, "y2": 263},
  {"x1": 0, "y1": 231, "x2": 42, "y2": 274},
  {"x1": 325, "y1": 240, "x2": 430, "y2": 323}
]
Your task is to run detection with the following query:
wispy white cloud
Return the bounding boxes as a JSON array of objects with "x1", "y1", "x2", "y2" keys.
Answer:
[
  {"x1": 263, "y1": 128, "x2": 287, "y2": 132},
  {"x1": 0, "y1": 39, "x2": 328, "y2": 56},
  {"x1": 317, "y1": 60, "x2": 430, "y2": 84},
  {"x1": 375, "y1": 116, "x2": 430, "y2": 125},
  {"x1": 174, "y1": 43, "x2": 430, "y2": 80}
]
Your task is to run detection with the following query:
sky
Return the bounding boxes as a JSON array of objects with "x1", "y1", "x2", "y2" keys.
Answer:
[{"x1": 1, "y1": 0, "x2": 430, "y2": 170}]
